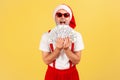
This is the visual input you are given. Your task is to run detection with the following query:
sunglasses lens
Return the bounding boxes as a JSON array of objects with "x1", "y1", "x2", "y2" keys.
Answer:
[
  {"x1": 64, "y1": 13, "x2": 70, "y2": 18},
  {"x1": 56, "y1": 13, "x2": 62, "y2": 17}
]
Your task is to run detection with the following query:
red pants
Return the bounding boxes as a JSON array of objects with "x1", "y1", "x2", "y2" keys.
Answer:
[{"x1": 45, "y1": 66, "x2": 80, "y2": 80}]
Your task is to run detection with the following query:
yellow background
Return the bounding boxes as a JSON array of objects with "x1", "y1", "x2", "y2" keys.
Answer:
[{"x1": 0, "y1": 0, "x2": 120, "y2": 80}]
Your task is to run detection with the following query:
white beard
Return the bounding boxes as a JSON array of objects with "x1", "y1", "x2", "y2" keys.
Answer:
[{"x1": 48, "y1": 25, "x2": 77, "y2": 43}]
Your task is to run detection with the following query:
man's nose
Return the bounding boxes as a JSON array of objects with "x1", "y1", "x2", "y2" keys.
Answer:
[{"x1": 61, "y1": 15, "x2": 65, "y2": 19}]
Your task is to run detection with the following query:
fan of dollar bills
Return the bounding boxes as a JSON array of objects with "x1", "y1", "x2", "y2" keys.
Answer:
[{"x1": 48, "y1": 25, "x2": 77, "y2": 43}]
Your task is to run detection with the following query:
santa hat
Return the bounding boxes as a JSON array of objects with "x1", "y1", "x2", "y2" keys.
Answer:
[{"x1": 53, "y1": 4, "x2": 76, "y2": 29}]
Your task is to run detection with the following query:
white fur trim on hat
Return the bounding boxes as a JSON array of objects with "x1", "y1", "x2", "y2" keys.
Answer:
[{"x1": 53, "y1": 4, "x2": 72, "y2": 20}]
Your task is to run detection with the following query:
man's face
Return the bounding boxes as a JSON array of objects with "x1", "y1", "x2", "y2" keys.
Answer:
[{"x1": 55, "y1": 9, "x2": 71, "y2": 25}]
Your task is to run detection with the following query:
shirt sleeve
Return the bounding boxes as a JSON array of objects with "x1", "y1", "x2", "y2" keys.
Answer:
[
  {"x1": 74, "y1": 32, "x2": 84, "y2": 51},
  {"x1": 38, "y1": 32, "x2": 50, "y2": 52}
]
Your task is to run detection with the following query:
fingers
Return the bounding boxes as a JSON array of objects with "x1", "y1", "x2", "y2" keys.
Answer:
[
  {"x1": 64, "y1": 37, "x2": 70, "y2": 44},
  {"x1": 56, "y1": 37, "x2": 64, "y2": 43},
  {"x1": 56, "y1": 37, "x2": 64, "y2": 49},
  {"x1": 64, "y1": 37, "x2": 71, "y2": 49},
  {"x1": 56, "y1": 37, "x2": 71, "y2": 49}
]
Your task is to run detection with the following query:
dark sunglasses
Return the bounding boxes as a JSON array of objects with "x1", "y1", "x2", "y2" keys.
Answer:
[{"x1": 56, "y1": 12, "x2": 70, "y2": 18}]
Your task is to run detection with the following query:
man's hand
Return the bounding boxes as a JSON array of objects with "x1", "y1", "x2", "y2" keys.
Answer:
[
  {"x1": 63, "y1": 37, "x2": 71, "y2": 50},
  {"x1": 56, "y1": 38, "x2": 64, "y2": 50}
]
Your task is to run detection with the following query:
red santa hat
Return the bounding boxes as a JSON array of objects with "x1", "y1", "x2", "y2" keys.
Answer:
[{"x1": 53, "y1": 4, "x2": 76, "y2": 29}]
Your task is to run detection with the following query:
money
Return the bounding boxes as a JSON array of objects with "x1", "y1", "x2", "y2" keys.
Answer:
[{"x1": 48, "y1": 25, "x2": 77, "y2": 43}]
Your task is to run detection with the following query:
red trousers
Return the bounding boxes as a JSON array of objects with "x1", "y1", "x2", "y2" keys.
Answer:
[{"x1": 45, "y1": 65, "x2": 80, "y2": 80}]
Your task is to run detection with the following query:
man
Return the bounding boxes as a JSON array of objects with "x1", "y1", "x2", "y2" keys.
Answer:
[{"x1": 39, "y1": 4, "x2": 84, "y2": 80}]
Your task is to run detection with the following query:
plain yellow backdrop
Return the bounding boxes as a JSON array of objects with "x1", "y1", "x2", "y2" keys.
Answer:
[{"x1": 0, "y1": 0, "x2": 120, "y2": 80}]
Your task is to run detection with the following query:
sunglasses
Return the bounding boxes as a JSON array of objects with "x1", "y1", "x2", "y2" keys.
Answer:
[{"x1": 56, "y1": 12, "x2": 70, "y2": 18}]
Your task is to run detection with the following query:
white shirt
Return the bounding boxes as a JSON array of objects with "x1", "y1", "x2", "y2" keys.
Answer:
[{"x1": 39, "y1": 31, "x2": 84, "y2": 69}]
